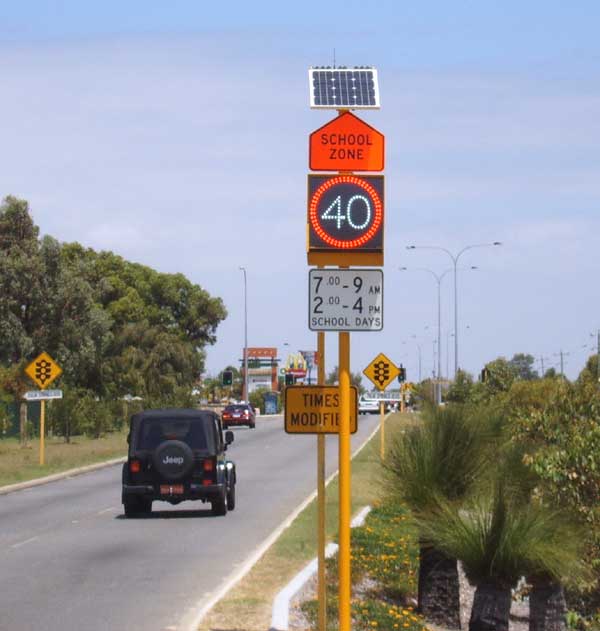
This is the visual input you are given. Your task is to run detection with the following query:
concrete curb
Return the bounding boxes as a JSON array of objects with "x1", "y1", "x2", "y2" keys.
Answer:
[
  {"x1": 270, "y1": 505, "x2": 372, "y2": 631},
  {"x1": 0, "y1": 457, "x2": 126, "y2": 496}
]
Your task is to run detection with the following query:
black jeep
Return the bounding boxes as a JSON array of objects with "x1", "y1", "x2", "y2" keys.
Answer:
[{"x1": 122, "y1": 408, "x2": 236, "y2": 517}]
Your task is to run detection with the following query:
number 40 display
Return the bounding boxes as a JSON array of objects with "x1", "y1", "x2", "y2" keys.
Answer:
[{"x1": 307, "y1": 175, "x2": 384, "y2": 252}]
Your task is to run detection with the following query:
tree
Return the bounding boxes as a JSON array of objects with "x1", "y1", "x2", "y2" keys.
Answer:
[
  {"x1": 508, "y1": 353, "x2": 539, "y2": 381},
  {"x1": 445, "y1": 369, "x2": 474, "y2": 403},
  {"x1": 0, "y1": 196, "x2": 228, "y2": 418},
  {"x1": 577, "y1": 353, "x2": 599, "y2": 388},
  {"x1": 385, "y1": 403, "x2": 493, "y2": 628},
  {"x1": 326, "y1": 366, "x2": 365, "y2": 394},
  {"x1": 419, "y1": 482, "x2": 585, "y2": 631},
  {"x1": 481, "y1": 357, "x2": 519, "y2": 397}
]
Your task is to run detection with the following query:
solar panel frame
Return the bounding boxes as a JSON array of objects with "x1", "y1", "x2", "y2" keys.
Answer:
[{"x1": 309, "y1": 68, "x2": 380, "y2": 109}]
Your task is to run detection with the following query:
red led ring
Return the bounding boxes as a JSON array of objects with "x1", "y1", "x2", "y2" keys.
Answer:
[{"x1": 309, "y1": 175, "x2": 383, "y2": 249}]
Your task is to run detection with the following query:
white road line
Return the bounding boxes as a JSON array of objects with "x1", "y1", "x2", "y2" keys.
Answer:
[
  {"x1": 97, "y1": 506, "x2": 117, "y2": 515},
  {"x1": 10, "y1": 536, "x2": 39, "y2": 549}
]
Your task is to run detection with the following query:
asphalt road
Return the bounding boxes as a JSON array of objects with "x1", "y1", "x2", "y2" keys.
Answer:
[{"x1": 0, "y1": 413, "x2": 380, "y2": 631}]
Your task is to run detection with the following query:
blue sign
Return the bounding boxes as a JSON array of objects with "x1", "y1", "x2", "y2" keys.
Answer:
[{"x1": 264, "y1": 392, "x2": 279, "y2": 415}]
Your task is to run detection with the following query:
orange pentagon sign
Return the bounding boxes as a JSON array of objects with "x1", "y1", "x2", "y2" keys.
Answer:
[{"x1": 309, "y1": 111, "x2": 384, "y2": 172}]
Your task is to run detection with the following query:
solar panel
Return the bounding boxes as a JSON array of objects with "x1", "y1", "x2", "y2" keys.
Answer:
[{"x1": 309, "y1": 67, "x2": 380, "y2": 109}]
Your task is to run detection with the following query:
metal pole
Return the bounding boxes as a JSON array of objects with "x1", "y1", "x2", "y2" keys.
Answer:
[
  {"x1": 379, "y1": 400, "x2": 386, "y2": 459},
  {"x1": 338, "y1": 331, "x2": 351, "y2": 631},
  {"x1": 39, "y1": 399, "x2": 45, "y2": 466},
  {"x1": 436, "y1": 277, "x2": 442, "y2": 404},
  {"x1": 317, "y1": 330, "x2": 326, "y2": 631},
  {"x1": 453, "y1": 259, "x2": 458, "y2": 377},
  {"x1": 405, "y1": 242, "x2": 501, "y2": 378},
  {"x1": 239, "y1": 267, "x2": 249, "y2": 402}
]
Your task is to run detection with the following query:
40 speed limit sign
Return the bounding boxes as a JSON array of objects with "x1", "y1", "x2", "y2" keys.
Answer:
[{"x1": 308, "y1": 269, "x2": 383, "y2": 331}]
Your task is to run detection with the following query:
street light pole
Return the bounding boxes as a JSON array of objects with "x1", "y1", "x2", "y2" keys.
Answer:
[
  {"x1": 406, "y1": 242, "x2": 501, "y2": 377},
  {"x1": 239, "y1": 266, "x2": 249, "y2": 402},
  {"x1": 400, "y1": 267, "x2": 475, "y2": 404}
]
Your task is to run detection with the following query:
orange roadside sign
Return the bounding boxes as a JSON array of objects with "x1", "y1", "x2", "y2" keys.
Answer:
[{"x1": 309, "y1": 111, "x2": 384, "y2": 172}]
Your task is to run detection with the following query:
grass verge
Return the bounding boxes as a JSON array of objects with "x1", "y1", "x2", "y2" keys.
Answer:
[
  {"x1": 198, "y1": 412, "x2": 420, "y2": 631},
  {"x1": 0, "y1": 431, "x2": 128, "y2": 487}
]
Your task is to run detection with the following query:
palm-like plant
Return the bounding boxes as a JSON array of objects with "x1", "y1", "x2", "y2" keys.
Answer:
[
  {"x1": 385, "y1": 403, "x2": 496, "y2": 628},
  {"x1": 418, "y1": 483, "x2": 586, "y2": 631}
]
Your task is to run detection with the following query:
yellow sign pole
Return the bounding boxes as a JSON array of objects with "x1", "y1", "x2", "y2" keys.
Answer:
[
  {"x1": 379, "y1": 400, "x2": 386, "y2": 459},
  {"x1": 39, "y1": 400, "x2": 46, "y2": 466},
  {"x1": 317, "y1": 331, "x2": 326, "y2": 631},
  {"x1": 338, "y1": 331, "x2": 351, "y2": 631}
]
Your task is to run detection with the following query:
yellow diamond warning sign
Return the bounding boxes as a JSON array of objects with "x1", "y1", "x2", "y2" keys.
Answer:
[
  {"x1": 25, "y1": 352, "x2": 62, "y2": 390},
  {"x1": 363, "y1": 353, "x2": 399, "y2": 391},
  {"x1": 285, "y1": 385, "x2": 358, "y2": 434}
]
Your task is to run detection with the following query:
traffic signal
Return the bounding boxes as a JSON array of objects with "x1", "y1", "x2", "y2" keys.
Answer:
[
  {"x1": 222, "y1": 370, "x2": 233, "y2": 386},
  {"x1": 398, "y1": 365, "x2": 406, "y2": 383},
  {"x1": 285, "y1": 373, "x2": 295, "y2": 386},
  {"x1": 480, "y1": 367, "x2": 489, "y2": 383}
]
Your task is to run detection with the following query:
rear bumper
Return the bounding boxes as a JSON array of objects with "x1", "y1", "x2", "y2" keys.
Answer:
[
  {"x1": 122, "y1": 482, "x2": 225, "y2": 501},
  {"x1": 222, "y1": 417, "x2": 252, "y2": 426}
]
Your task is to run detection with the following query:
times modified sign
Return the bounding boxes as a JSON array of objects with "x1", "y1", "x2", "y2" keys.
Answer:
[{"x1": 309, "y1": 269, "x2": 383, "y2": 331}]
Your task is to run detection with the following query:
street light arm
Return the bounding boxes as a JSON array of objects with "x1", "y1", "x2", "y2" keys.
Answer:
[
  {"x1": 455, "y1": 242, "x2": 502, "y2": 263},
  {"x1": 399, "y1": 266, "x2": 442, "y2": 284},
  {"x1": 406, "y1": 245, "x2": 456, "y2": 264}
]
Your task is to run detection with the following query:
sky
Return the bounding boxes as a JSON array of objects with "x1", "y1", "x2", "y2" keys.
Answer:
[{"x1": 1, "y1": 1, "x2": 599, "y2": 384}]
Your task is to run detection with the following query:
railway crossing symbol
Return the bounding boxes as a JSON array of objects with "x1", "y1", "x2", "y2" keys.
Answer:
[
  {"x1": 25, "y1": 352, "x2": 63, "y2": 390},
  {"x1": 363, "y1": 353, "x2": 400, "y2": 391}
]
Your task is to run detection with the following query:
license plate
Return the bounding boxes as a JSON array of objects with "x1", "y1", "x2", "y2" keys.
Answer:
[{"x1": 160, "y1": 484, "x2": 184, "y2": 495}]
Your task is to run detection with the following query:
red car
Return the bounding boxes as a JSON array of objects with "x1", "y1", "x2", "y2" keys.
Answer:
[{"x1": 221, "y1": 404, "x2": 256, "y2": 429}]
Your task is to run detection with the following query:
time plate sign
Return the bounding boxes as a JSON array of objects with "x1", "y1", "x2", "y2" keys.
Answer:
[{"x1": 308, "y1": 269, "x2": 383, "y2": 331}]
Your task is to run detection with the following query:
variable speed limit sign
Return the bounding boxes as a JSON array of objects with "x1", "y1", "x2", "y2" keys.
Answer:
[
  {"x1": 309, "y1": 269, "x2": 383, "y2": 331},
  {"x1": 307, "y1": 174, "x2": 384, "y2": 267}
]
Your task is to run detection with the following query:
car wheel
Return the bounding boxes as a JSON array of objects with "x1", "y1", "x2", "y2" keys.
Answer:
[
  {"x1": 212, "y1": 491, "x2": 228, "y2": 516},
  {"x1": 226, "y1": 484, "x2": 236, "y2": 511}
]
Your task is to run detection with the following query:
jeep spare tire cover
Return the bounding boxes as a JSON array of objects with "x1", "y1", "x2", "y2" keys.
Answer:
[{"x1": 152, "y1": 440, "x2": 194, "y2": 481}]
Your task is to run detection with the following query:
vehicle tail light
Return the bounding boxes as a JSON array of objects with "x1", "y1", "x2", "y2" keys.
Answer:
[
  {"x1": 243, "y1": 410, "x2": 249, "y2": 417},
  {"x1": 129, "y1": 459, "x2": 141, "y2": 474},
  {"x1": 202, "y1": 457, "x2": 216, "y2": 484},
  {"x1": 203, "y1": 459, "x2": 214, "y2": 472}
]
